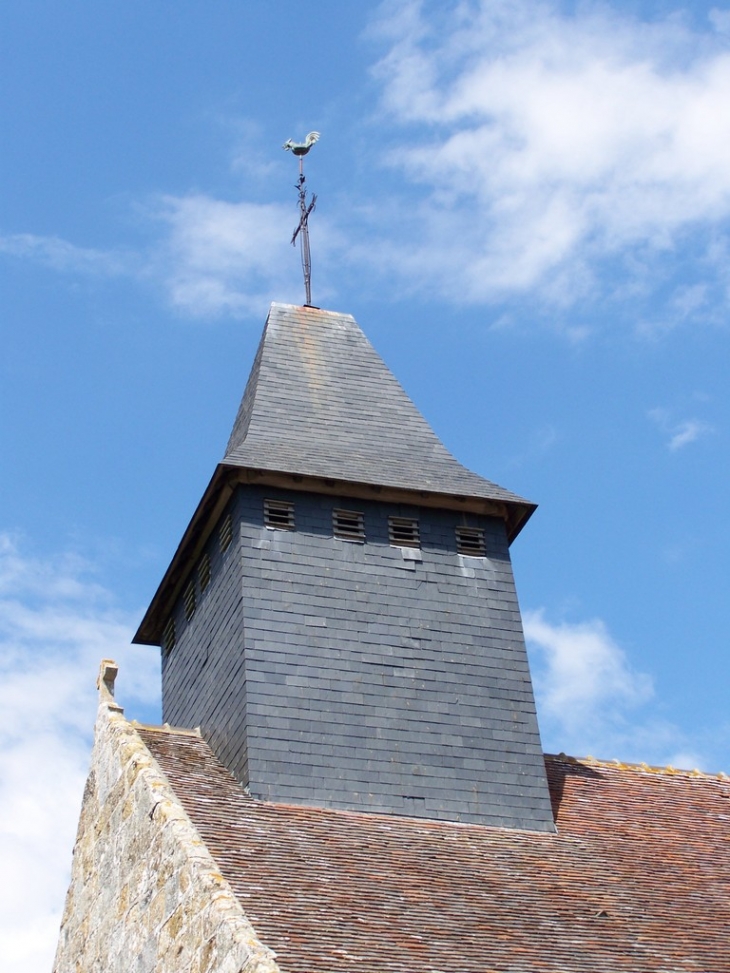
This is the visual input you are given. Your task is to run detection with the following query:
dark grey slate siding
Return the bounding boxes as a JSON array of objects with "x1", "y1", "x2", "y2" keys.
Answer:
[
  {"x1": 163, "y1": 484, "x2": 554, "y2": 832},
  {"x1": 161, "y1": 491, "x2": 248, "y2": 782}
]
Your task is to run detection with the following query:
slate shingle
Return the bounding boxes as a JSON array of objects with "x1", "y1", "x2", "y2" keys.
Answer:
[
  {"x1": 160, "y1": 487, "x2": 554, "y2": 830},
  {"x1": 224, "y1": 303, "x2": 529, "y2": 507}
]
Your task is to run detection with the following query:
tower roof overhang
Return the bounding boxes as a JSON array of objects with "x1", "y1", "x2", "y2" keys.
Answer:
[{"x1": 133, "y1": 461, "x2": 535, "y2": 646}]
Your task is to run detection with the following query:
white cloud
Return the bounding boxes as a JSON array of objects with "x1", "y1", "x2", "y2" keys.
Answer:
[
  {"x1": 0, "y1": 193, "x2": 338, "y2": 320},
  {"x1": 369, "y1": 0, "x2": 730, "y2": 308},
  {"x1": 0, "y1": 232, "x2": 129, "y2": 276},
  {"x1": 667, "y1": 419, "x2": 712, "y2": 450},
  {"x1": 524, "y1": 608, "x2": 653, "y2": 730},
  {"x1": 148, "y1": 195, "x2": 305, "y2": 316},
  {"x1": 525, "y1": 608, "x2": 730, "y2": 770},
  {"x1": 525, "y1": 608, "x2": 678, "y2": 762},
  {"x1": 1, "y1": 198, "x2": 306, "y2": 320},
  {"x1": 648, "y1": 406, "x2": 713, "y2": 449},
  {"x1": 710, "y1": 7, "x2": 730, "y2": 35},
  {"x1": 6, "y1": 1, "x2": 730, "y2": 326},
  {"x1": 228, "y1": 119, "x2": 283, "y2": 180},
  {"x1": 0, "y1": 533, "x2": 159, "y2": 973}
]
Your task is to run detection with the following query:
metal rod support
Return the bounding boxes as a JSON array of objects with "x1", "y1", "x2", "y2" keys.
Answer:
[{"x1": 289, "y1": 150, "x2": 317, "y2": 307}]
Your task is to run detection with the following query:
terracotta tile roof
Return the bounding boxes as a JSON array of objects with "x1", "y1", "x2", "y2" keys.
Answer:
[{"x1": 139, "y1": 727, "x2": 730, "y2": 973}]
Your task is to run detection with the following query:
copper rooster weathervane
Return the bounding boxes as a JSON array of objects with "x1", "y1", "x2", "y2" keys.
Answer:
[{"x1": 283, "y1": 131, "x2": 320, "y2": 307}]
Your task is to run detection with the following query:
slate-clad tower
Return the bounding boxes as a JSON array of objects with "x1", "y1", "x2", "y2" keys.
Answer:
[{"x1": 135, "y1": 303, "x2": 554, "y2": 831}]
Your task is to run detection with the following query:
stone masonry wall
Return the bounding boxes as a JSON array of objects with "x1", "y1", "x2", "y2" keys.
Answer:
[{"x1": 53, "y1": 661, "x2": 281, "y2": 973}]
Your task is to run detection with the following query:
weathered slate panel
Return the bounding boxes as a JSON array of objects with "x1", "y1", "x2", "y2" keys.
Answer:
[{"x1": 163, "y1": 484, "x2": 554, "y2": 831}]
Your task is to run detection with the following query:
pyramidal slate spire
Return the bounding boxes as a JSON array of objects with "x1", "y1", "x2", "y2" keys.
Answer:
[
  {"x1": 224, "y1": 303, "x2": 533, "y2": 533},
  {"x1": 135, "y1": 302, "x2": 554, "y2": 832}
]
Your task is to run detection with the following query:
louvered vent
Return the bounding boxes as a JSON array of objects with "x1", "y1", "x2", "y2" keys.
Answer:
[
  {"x1": 456, "y1": 526, "x2": 486, "y2": 557},
  {"x1": 219, "y1": 513, "x2": 233, "y2": 552},
  {"x1": 198, "y1": 553, "x2": 211, "y2": 592},
  {"x1": 264, "y1": 499, "x2": 295, "y2": 530},
  {"x1": 183, "y1": 580, "x2": 196, "y2": 621},
  {"x1": 333, "y1": 509, "x2": 365, "y2": 542},
  {"x1": 162, "y1": 617, "x2": 176, "y2": 653},
  {"x1": 388, "y1": 516, "x2": 420, "y2": 548}
]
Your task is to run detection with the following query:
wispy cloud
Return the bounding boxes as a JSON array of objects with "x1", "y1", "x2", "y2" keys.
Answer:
[
  {"x1": 0, "y1": 232, "x2": 130, "y2": 276},
  {"x1": 524, "y1": 607, "x2": 729, "y2": 770},
  {"x1": 648, "y1": 406, "x2": 713, "y2": 450},
  {"x1": 1, "y1": 201, "x2": 305, "y2": 320},
  {"x1": 0, "y1": 193, "x2": 341, "y2": 320},
  {"x1": 5, "y1": 1, "x2": 730, "y2": 328},
  {"x1": 0, "y1": 534, "x2": 159, "y2": 973},
  {"x1": 505, "y1": 422, "x2": 560, "y2": 469},
  {"x1": 667, "y1": 419, "x2": 712, "y2": 450},
  {"x1": 524, "y1": 608, "x2": 653, "y2": 732},
  {"x1": 369, "y1": 0, "x2": 730, "y2": 310},
  {"x1": 147, "y1": 195, "x2": 303, "y2": 316}
]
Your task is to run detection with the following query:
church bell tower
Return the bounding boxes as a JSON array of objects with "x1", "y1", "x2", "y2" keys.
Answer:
[{"x1": 134, "y1": 302, "x2": 555, "y2": 832}]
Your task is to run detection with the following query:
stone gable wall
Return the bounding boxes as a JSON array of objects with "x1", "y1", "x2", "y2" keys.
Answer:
[{"x1": 53, "y1": 662, "x2": 281, "y2": 973}]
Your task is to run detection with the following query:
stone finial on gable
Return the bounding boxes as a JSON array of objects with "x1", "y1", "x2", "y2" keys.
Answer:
[{"x1": 97, "y1": 659, "x2": 124, "y2": 715}]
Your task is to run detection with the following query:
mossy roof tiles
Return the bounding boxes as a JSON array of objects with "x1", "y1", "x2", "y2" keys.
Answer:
[{"x1": 140, "y1": 727, "x2": 730, "y2": 973}]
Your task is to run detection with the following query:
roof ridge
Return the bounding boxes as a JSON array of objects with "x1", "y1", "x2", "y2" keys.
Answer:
[
  {"x1": 547, "y1": 751, "x2": 730, "y2": 780},
  {"x1": 130, "y1": 720, "x2": 202, "y2": 738}
]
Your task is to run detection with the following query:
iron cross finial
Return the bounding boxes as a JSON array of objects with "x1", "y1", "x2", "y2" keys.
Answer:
[{"x1": 284, "y1": 132, "x2": 320, "y2": 307}]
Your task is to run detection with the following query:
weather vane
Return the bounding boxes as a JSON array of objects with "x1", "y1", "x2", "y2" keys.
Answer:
[{"x1": 283, "y1": 131, "x2": 320, "y2": 306}]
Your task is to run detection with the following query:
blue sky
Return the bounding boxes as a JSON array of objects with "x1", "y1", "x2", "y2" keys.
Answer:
[{"x1": 3, "y1": 1, "x2": 730, "y2": 968}]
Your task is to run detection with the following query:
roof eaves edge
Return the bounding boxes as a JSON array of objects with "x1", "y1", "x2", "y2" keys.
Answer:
[
  {"x1": 133, "y1": 465, "x2": 237, "y2": 646},
  {"x1": 134, "y1": 463, "x2": 536, "y2": 646}
]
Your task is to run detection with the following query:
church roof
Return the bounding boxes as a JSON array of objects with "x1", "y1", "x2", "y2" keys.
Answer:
[
  {"x1": 224, "y1": 303, "x2": 531, "y2": 512},
  {"x1": 139, "y1": 725, "x2": 730, "y2": 973}
]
